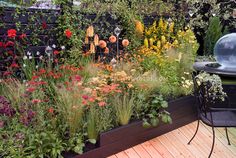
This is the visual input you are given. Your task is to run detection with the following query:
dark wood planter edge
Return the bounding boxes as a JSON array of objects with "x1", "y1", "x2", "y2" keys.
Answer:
[{"x1": 64, "y1": 95, "x2": 197, "y2": 158}]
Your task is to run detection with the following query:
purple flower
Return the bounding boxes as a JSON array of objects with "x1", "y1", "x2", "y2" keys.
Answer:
[{"x1": 0, "y1": 96, "x2": 15, "y2": 117}]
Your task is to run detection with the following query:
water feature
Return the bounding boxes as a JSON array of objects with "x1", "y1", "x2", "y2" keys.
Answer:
[{"x1": 194, "y1": 33, "x2": 236, "y2": 78}]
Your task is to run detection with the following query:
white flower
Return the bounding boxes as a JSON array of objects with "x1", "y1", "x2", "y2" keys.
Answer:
[
  {"x1": 52, "y1": 44, "x2": 56, "y2": 48},
  {"x1": 36, "y1": 65, "x2": 39, "y2": 69},
  {"x1": 23, "y1": 64, "x2": 26, "y2": 67},
  {"x1": 23, "y1": 80, "x2": 27, "y2": 83},
  {"x1": 61, "y1": 46, "x2": 65, "y2": 50},
  {"x1": 36, "y1": 51, "x2": 40, "y2": 55},
  {"x1": 110, "y1": 58, "x2": 117, "y2": 64},
  {"x1": 39, "y1": 56, "x2": 43, "y2": 60},
  {"x1": 29, "y1": 56, "x2": 32, "y2": 60},
  {"x1": 23, "y1": 56, "x2": 27, "y2": 60},
  {"x1": 27, "y1": 51, "x2": 31, "y2": 56}
]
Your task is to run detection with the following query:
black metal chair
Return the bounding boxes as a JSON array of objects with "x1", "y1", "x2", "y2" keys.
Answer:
[{"x1": 188, "y1": 72, "x2": 236, "y2": 158}]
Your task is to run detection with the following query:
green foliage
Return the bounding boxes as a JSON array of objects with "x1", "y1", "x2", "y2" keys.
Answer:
[
  {"x1": 195, "y1": 71, "x2": 226, "y2": 101},
  {"x1": 86, "y1": 105, "x2": 114, "y2": 143},
  {"x1": 186, "y1": 0, "x2": 235, "y2": 35},
  {"x1": 112, "y1": 93, "x2": 134, "y2": 125},
  {"x1": 203, "y1": 17, "x2": 224, "y2": 56},
  {"x1": 141, "y1": 94, "x2": 171, "y2": 128}
]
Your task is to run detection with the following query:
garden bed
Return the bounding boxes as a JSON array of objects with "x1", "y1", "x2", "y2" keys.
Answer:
[{"x1": 63, "y1": 95, "x2": 197, "y2": 158}]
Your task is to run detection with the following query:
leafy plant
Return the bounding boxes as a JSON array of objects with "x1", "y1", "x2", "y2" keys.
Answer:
[
  {"x1": 195, "y1": 71, "x2": 226, "y2": 101},
  {"x1": 142, "y1": 94, "x2": 171, "y2": 128}
]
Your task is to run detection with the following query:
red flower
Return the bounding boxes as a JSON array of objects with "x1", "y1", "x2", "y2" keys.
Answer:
[
  {"x1": 32, "y1": 75, "x2": 39, "y2": 80},
  {"x1": 32, "y1": 99, "x2": 41, "y2": 104},
  {"x1": 26, "y1": 87, "x2": 36, "y2": 93},
  {"x1": 0, "y1": 42, "x2": 3, "y2": 47},
  {"x1": 39, "y1": 68, "x2": 46, "y2": 75},
  {"x1": 48, "y1": 107, "x2": 54, "y2": 114},
  {"x1": 7, "y1": 29, "x2": 17, "y2": 38},
  {"x1": 54, "y1": 59, "x2": 58, "y2": 63},
  {"x1": 42, "y1": 21, "x2": 47, "y2": 29},
  {"x1": 98, "y1": 101, "x2": 106, "y2": 107},
  {"x1": 10, "y1": 62, "x2": 19, "y2": 68},
  {"x1": 3, "y1": 71, "x2": 12, "y2": 76},
  {"x1": 19, "y1": 33, "x2": 26, "y2": 39},
  {"x1": 4, "y1": 41, "x2": 14, "y2": 47},
  {"x1": 82, "y1": 95, "x2": 89, "y2": 100},
  {"x1": 53, "y1": 50, "x2": 60, "y2": 55},
  {"x1": 7, "y1": 51, "x2": 13, "y2": 55},
  {"x1": 74, "y1": 75, "x2": 81, "y2": 82},
  {"x1": 65, "y1": 29, "x2": 72, "y2": 38}
]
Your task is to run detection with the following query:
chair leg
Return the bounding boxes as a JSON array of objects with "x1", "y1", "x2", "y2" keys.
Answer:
[
  {"x1": 208, "y1": 126, "x2": 215, "y2": 158},
  {"x1": 188, "y1": 119, "x2": 200, "y2": 145},
  {"x1": 225, "y1": 127, "x2": 231, "y2": 145}
]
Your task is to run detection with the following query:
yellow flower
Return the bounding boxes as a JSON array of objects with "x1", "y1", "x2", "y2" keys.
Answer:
[
  {"x1": 144, "y1": 38, "x2": 149, "y2": 48},
  {"x1": 149, "y1": 38, "x2": 154, "y2": 47},
  {"x1": 161, "y1": 36, "x2": 166, "y2": 45},
  {"x1": 169, "y1": 22, "x2": 174, "y2": 33}
]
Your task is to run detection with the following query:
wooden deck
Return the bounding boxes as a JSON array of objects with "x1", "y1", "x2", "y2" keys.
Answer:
[{"x1": 108, "y1": 121, "x2": 236, "y2": 158}]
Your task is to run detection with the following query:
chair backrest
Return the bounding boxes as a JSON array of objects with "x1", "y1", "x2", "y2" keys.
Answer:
[{"x1": 192, "y1": 72, "x2": 207, "y2": 114}]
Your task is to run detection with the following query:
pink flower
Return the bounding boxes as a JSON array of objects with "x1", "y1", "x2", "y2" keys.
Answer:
[
  {"x1": 98, "y1": 101, "x2": 106, "y2": 107},
  {"x1": 82, "y1": 95, "x2": 89, "y2": 100},
  {"x1": 74, "y1": 75, "x2": 81, "y2": 82},
  {"x1": 48, "y1": 107, "x2": 54, "y2": 114},
  {"x1": 31, "y1": 99, "x2": 41, "y2": 104},
  {"x1": 88, "y1": 97, "x2": 95, "y2": 103},
  {"x1": 26, "y1": 87, "x2": 36, "y2": 93},
  {"x1": 82, "y1": 100, "x2": 88, "y2": 105},
  {"x1": 19, "y1": 33, "x2": 26, "y2": 39},
  {"x1": 53, "y1": 50, "x2": 60, "y2": 55}
]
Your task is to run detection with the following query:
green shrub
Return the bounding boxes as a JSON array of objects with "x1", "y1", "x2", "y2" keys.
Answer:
[{"x1": 203, "y1": 16, "x2": 223, "y2": 56}]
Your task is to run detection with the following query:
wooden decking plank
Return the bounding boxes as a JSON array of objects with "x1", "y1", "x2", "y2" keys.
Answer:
[
  {"x1": 179, "y1": 123, "x2": 211, "y2": 156},
  {"x1": 202, "y1": 125, "x2": 236, "y2": 157},
  {"x1": 108, "y1": 121, "x2": 236, "y2": 158},
  {"x1": 132, "y1": 144, "x2": 152, "y2": 158},
  {"x1": 107, "y1": 155, "x2": 118, "y2": 158},
  {"x1": 115, "y1": 151, "x2": 129, "y2": 158},
  {"x1": 188, "y1": 122, "x2": 232, "y2": 158},
  {"x1": 157, "y1": 134, "x2": 185, "y2": 158},
  {"x1": 141, "y1": 141, "x2": 163, "y2": 158},
  {"x1": 124, "y1": 148, "x2": 140, "y2": 158},
  {"x1": 149, "y1": 138, "x2": 174, "y2": 158},
  {"x1": 164, "y1": 130, "x2": 196, "y2": 158},
  {"x1": 172, "y1": 128, "x2": 206, "y2": 158},
  {"x1": 217, "y1": 128, "x2": 236, "y2": 147}
]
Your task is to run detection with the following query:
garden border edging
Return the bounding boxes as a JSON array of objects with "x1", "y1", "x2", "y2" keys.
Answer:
[{"x1": 64, "y1": 95, "x2": 197, "y2": 158}]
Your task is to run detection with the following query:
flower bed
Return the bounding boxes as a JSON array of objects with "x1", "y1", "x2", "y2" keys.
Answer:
[
  {"x1": 0, "y1": 1, "x2": 206, "y2": 157},
  {"x1": 62, "y1": 95, "x2": 196, "y2": 158}
]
